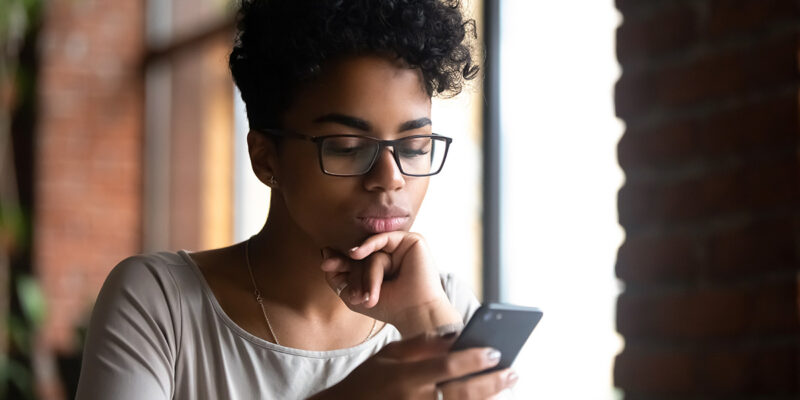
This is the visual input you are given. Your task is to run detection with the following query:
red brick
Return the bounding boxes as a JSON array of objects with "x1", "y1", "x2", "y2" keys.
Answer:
[
  {"x1": 615, "y1": 0, "x2": 664, "y2": 14},
  {"x1": 708, "y1": 0, "x2": 799, "y2": 39},
  {"x1": 705, "y1": 216, "x2": 798, "y2": 279},
  {"x1": 616, "y1": 343, "x2": 800, "y2": 395},
  {"x1": 618, "y1": 156, "x2": 799, "y2": 229},
  {"x1": 618, "y1": 92, "x2": 798, "y2": 171},
  {"x1": 615, "y1": 0, "x2": 800, "y2": 397},
  {"x1": 34, "y1": 0, "x2": 145, "y2": 355},
  {"x1": 615, "y1": 346, "x2": 695, "y2": 394},
  {"x1": 617, "y1": 279, "x2": 800, "y2": 340},
  {"x1": 616, "y1": 233, "x2": 700, "y2": 283},
  {"x1": 615, "y1": 34, "x2": 798, "y2": 120},
  {"x1": 617, "y1": 4, "x2": 699, "y2": 64},
  {"x1": 702, "y1": 345, "x2": 799, "y2": 394}
]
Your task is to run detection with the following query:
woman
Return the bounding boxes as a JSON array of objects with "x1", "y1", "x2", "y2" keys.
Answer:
[{"x1": 75, "y1": 0, "x2": 518, "y2": 398}]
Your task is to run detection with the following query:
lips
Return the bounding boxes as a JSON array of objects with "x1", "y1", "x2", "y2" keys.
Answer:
[
  {"x1": 355, "y1": 205, "x2": 411, "y2": 233},
  {"x1": 356, "y1": 216, "x2": 410, "y2": 233}
]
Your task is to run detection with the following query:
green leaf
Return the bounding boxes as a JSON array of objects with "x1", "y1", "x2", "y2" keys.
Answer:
[
  {"x1": 7, "y1": 315, "x2": 30, "y2": 354},
  {"x1": 0, "y1": 203, "x2": 28, "y2": 250},
  {"x1": 6, "y1": 358, "x2": 33, "y2": 399},
  {"x1": 16, "y1": 275, "x2": 45, "y2": 327},
  {"x1": 0, "y1": 352, "x2": 7, "y2": 383}
]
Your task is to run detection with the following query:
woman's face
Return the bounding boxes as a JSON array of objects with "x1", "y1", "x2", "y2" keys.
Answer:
[{"x1": 267, "y1": 55, "x2": 433, "y2": 251}]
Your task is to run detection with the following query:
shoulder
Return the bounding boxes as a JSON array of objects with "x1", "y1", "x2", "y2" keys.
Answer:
[
  {"x1": 77, "y1": 252, "x2": 188, "y2": 399},
  {"x1": 439, "y1": 272, "x2": 481, "y2": 325},
  {"x1": 110, "y1": 251, "x2": 187, "y2": 276},
  {"x1": 101, "y1": 252, "x2": 187, "y2": 297},
  {"x1": 93, "y1": 251, "x2": 195, "y2": 324},
  {"x1": 87, "y1": 251, "x2": 190, "y2": 352}
]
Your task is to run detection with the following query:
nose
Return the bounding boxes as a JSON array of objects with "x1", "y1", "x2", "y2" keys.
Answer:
[{"x1": 363, "y1": 147, "x2": 405, "y2": 192}]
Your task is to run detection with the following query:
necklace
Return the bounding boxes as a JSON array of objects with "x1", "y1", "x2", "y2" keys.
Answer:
[{"x1": 244, "y1": 237, "x2": 379, "y2": 346}]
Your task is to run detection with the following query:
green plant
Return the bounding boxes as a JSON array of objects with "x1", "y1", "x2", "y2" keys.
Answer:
[
  {"x1": 1, "y1": 0, "x2": 44, "y2": 398},
  {"x1": 1, "y1": 274, "x2": 46, "y2": 399}
]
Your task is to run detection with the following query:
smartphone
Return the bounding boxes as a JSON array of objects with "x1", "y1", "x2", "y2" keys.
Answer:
[{"x1": 450, "y1": 303, "x2": 543, "y2": 374}]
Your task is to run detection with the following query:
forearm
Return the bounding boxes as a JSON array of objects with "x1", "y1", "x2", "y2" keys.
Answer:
[{"x1": 391, "y1": 297, "x2": 463, "y2": 338}]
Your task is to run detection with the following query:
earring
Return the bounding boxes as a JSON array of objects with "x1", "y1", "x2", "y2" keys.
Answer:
[{"x1": 268, "y1": 176, "x2": 278, "y2": 186}]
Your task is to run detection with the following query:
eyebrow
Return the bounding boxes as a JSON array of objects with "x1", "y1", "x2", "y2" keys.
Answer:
[
  {"x1": 313, "y1": 113, "x2": 432, "y2": 133},
  {"x1": 313, "y1": 114, "x2": 371, "y2": 131},
  {"x1": 398, "y1": 117, "x2": 432, "y2": 132}
]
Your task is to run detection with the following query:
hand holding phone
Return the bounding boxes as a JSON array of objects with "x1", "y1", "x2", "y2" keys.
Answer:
[{"x1": 450, "y1": 303, "x2": 542, "y2": 374}]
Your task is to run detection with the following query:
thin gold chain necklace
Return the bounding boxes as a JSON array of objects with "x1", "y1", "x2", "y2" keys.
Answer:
[{"x1": 244, "y1": 237, "x2": 379, "y2": 346}]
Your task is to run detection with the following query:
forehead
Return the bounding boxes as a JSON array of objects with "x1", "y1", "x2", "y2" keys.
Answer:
[{"x1": 283, "y1": 55, "x2": 432, "y2": 132}]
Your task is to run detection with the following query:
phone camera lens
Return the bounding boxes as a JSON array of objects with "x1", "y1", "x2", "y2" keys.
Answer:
[
  {"x1": 483, "y1": 312, "x2": 492, "y2": 322},
  {"x1": 496, "y1": 313, "x2": 503, "y2": 320}
]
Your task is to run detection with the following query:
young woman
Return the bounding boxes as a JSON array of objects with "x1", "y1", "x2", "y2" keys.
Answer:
[{"x1": 76, "y1": 1, "x2": 518, "y2": 398}]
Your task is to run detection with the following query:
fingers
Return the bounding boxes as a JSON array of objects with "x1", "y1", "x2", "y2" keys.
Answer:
[
  {"x1": 409, "y1": 347, "x2": 502, "y2": 385},
  {"x1": 320, "y1": 248, "x2": 350, "y2": 272},
  {"x1": 349, "y1": 231, "x2": 423, "y2": 262},
  {"x1": 361, "y1": 252, "x2": 388, "y2": 308},
  {"x1": 323, "y1": 270, "x2": 350, "y2": 297},
  {"x1": 378, "y1": 331, "x2": 457, "y2": 361},
  {"x1": 321, "y1": 248, "x2": 391, "y2": 307},
  {"x1": 438, "y1": 368, "x2": 518, "y2": 400}
]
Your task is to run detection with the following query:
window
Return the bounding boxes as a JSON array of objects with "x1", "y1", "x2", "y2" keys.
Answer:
[
  {"x1": 143, "y1": 0, "x2": 235, "y2": 251},
  {"x1": 497, "y1": 1, "x2": 625, "y2": 398}
]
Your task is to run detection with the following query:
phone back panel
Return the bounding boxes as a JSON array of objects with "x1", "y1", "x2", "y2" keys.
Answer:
[{"x1": 450, "y1": 303, "x2": 543, "y2": 370}]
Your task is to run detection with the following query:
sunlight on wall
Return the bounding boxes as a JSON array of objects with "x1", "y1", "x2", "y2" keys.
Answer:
[
  {"x1": 413, "y1": 0, "x2": 485, "y2": 300},
  {"x1": 233, "y1": 89, "x2": 270, "y2": 242},
  {"x1": 499, "y1": 1, "x2": 625, "y2": 399}
]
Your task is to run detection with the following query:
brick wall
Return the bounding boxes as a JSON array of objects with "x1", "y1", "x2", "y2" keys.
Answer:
[
  {"x1": 614, "y1": 0, "x2": 799, "y2": 398},
  {"x1": 35, "y1": 0, "x2": 144, "y2": 356}
]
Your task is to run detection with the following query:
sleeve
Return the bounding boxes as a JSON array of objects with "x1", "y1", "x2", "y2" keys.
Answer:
[
  {"x1": 75, "y1": 254, "x2": 182, "y2": 400},
  {"x1": 440, "y1": 272, "x2": 481, "y2": 326}
]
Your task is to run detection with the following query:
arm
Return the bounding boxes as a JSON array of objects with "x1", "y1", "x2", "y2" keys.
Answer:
[
  {"x1": 321, "y1": 232, "x2": 466, "y2": 338},
  {"x1": 75, "y1": 255, "x2": 181, "y2": 400},
  {"x1": 307, "y1": 332, "x2": 516, "y2": 400},
  {"x1": 392, "y1": 297, "x2": 464, "y2": 337}
]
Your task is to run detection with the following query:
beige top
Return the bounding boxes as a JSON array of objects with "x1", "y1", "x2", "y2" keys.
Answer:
[{"x1": 75, "y1": 250, "x2": 480, "y2": 400}]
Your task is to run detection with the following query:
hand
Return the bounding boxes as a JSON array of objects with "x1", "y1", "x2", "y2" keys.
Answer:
[
  {"x1": 308, "y1": 333, "x2": 518, "y2": 400},
  {"x1": 320, "y1": 232, "x2": 462, "y2": 336}
]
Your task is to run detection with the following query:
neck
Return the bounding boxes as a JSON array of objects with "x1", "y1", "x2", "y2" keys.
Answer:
[{"x1": 248, "y1": 197, "x2": 350, "y2": 321}]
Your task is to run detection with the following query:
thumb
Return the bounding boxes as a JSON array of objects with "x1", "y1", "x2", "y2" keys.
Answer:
[{"x1": 378, "y1": 331, "x2": 457, "y2": 362}]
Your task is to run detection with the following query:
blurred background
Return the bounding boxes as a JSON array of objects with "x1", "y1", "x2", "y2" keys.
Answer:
[{"x1": 1, "y1": 0, "x2": 798, "y2": 399}]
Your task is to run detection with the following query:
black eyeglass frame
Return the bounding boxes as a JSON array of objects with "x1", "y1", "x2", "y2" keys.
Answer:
[{"x1": 257, "y1": 129, "x2": 453, "y2": 177}]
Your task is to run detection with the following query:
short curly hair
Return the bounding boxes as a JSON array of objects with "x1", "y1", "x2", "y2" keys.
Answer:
[{"x1": 229, "y1": 0, "x2": 479, "y2": 130}]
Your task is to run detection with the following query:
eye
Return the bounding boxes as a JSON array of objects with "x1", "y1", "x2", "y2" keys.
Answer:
[
  {"x1": 398, "y1": 147, "x2": 429, "y2": 157},
  {"x1": 327, "y1": 145, "x2": 360, "y2": 156},
  {"x1": 322, "y1": 137, "x2": 371, "y2": 157},
  {"x1": 397, "y1": 138, "x2": 432, "y2": 157}
]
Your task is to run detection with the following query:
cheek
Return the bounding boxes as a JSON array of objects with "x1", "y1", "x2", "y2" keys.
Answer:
[
  {"x1": 406, "y1": 178, "x2": 430, "y2": 216},
  {"x1": 279, "y1": 166, "x2": 361, "y2": 245}
]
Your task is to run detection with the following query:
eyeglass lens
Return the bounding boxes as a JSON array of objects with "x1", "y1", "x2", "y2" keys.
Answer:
[{"x1": 320, "y1": 136, "x2": 447, "y2": 176}]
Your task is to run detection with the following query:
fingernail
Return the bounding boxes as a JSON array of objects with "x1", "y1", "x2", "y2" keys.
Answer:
[
  {"x1": 349, "y1": 246, "x2": 359, "y2": 253},
  {"x1": 486, "y1": 349, "x2": 501, "y2": 363},
  {"x1": 335, "y1": 282, "x2": 348, "y2": 297},
  {"x1": 321, "y1": 248, "x2": 331, "y2": 259},
  {"x1": 507, "y1": 371, "x2": 519, "y2": 386},
  {"x1": 363, "y1": 292, "x2": 370, "y2": 302},
  {"x1": 349, "y1": 290, "x2": 363, "y2": 304}
]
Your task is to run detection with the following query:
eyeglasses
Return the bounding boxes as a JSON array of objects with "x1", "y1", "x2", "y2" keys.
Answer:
[{"x1": 258, "y1": 129, "x2": 452, "y2": 177}]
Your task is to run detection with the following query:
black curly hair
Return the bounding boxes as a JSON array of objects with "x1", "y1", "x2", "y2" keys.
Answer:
[{"x1": 229, "y1": 0, "x2": 479, "y2": 130}]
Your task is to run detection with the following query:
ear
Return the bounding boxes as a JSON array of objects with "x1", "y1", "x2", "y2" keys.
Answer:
[{"x1": 247, "y1": 130, "x2": 280, "y2": 189}]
